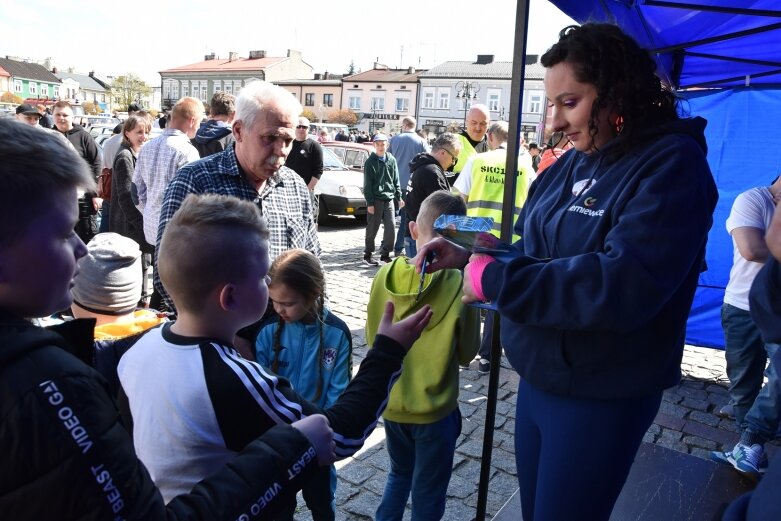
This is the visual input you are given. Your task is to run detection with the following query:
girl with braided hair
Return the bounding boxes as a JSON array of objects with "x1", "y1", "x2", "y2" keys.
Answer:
[{"x1": 255, "y1": 248, "x2": 351, "y2": 521}]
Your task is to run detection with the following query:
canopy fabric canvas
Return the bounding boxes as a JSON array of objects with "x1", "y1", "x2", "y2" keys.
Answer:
[{"x1": 548, "y1": 0, "x2": 781, "y2": 89}]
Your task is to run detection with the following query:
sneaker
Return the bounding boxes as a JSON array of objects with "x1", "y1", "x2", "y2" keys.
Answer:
[
  {"x1": 478, "y1": 358, "x2": 491, "y2": 374},
  {"x1": 379, "y1": 255, "x2": 392, "y2": 264},
  {"x1": 363, "y1": 255, "x2": 379, "y2": 266},
  {"x1": 715, "y1": 403, "x2": 735, "y2": 420},
  {"x1": 711, "y1": 443, "x2": 767, "y2": 481},
  {"x1": 394, "y1": 250, "x2": 404, "y2": 258}
]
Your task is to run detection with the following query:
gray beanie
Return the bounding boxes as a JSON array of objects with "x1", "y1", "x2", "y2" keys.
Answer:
[{"x1": 72, "y1": 233, "x2": 142, "y2": 315}]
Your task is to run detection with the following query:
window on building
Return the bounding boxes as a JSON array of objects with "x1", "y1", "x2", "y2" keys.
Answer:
[
  {"x1": 200, "y1": 81, "x2": 208, "y2": 100},
  {"x1": 214, "y1": 80, "x2": 222, "y2": 92},
  {"x1": 371, "y1": 96, "x2": 385, "y2": 110},
  {"x1": 305, "y1": 93, "x2": 315, "y2": 106},
  {"x1": 14, "y1": 80, "x2": 22, "y2": 93},
  {"x1": 39, "y1": 84, "x2": 47, "y2": 97},
  {"x1": 488, "y1": 89, "x2": 501, "y2": 112},
  {"x1": 348, "y1": 96, "x2": 361, "y2": 110},
  {"x1": 224, "y1": 82, "x2": 232, "y2": 94},
  {"x1": 182, "y1": 84, "x2": 189, "y2": 97},
  {"x1": 29, "y1": 83, "x2": 37, "y2": 95},
  {"x1": 438, "y1": 91, "x2": 449, "y2": 110},
  {"x1": 172, "y1": 82, "x2": 179, "y2": 99},
  {"x1": 193, "y1": 83, "x2": 199, "y2": 98},
  {"x1": 233, "y1": 80, "x2": 242, "y2": 93},
  {"x1": 422, "y1": 90, "x2": 434, "y2": 109},
  {"x1": 323, "y1": 93, "x2": 333, "y2": 107},
  {"x1": 101, "y1": 94, "x2": 106, "y2": 102},
  {"x1": 529, "y1": 93, "x2": 542, "y2": 114},
  {"x1": 395, "y1": 97, "x2": 409, "y2": 112},
  {"x1": 53, "y1": 86, "x2": 59, "y2": 98}
]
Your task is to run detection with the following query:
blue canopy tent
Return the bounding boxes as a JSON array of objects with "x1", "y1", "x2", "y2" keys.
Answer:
[{"x1": 544, "y1": 0, "x2": 781, "y2": 348}]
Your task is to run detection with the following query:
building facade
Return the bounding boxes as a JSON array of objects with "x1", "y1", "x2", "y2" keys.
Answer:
[
  {"x1": 275, "y1": 75, "x2": 343, "y2": 122},
  {"x1": 340, "y1": 65, "x2": 425, "y2": 134},
  {"x1": 0, "y1": 56, "x2": 61, "y2": 102},
  {"x1": 160, "y1": 49, "x2": 313, "y2": 110},
  {"x1": 416, "y1": 55, "x2": 546, "y2": 144},
  {"x1": 53, "y1": 69, "x2": 111, "y2": 111}
]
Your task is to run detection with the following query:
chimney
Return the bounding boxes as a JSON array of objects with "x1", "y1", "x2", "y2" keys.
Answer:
[
  {"x1": 204, "y1": 52, "x2": 216, "y2": 61},
  {"x1": 43, "y1": 57, "x2": 52, "y2": 70},
  {"x1": 52, "y1": 66, "x2": 58, "y2": 74},
  {"x1": 407, "y1": 66, "x2": 415, "y2": 74},
  {"x1": 476, "y1": 54, "x2": 494, "y2": 65},
  {"x1": 324, "y1": 70, "x2": 329, "y2": 79},
  {"x1": 525, "y1": 54, "x2": 538, "y2": 65},
  {"x1": 314, "y1": 73, "x2": 322, "y2": 80},
  {"x1": 249, "y1": 50, "x2": 266, "y2": 59},
  {"x1": 88, "y1": 71, "x2": 94, "y2": 77},
  {"x1": 228, "y1": 51, "x2": 239, "y2": 62},
  {"x1": 68, "y1": 66, "x2": 75, "y2": 73}
]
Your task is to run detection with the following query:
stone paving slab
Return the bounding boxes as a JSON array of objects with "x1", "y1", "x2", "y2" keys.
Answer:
[{"x1": 283, "y1": 217, "x2": 776, "y2": 520}]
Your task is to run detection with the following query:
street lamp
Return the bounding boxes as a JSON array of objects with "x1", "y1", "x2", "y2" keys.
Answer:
[{"x1": 455, "y1": 81, "x2": 480, "y2": 130}]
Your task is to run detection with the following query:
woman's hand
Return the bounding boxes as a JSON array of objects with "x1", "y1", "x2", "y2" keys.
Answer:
[
  {"x1": 411, "y1": 237, "x2": 470, "y2": 274},
  {"x1": 377, "y1": 301, "x2": 432, "y2": 352}
]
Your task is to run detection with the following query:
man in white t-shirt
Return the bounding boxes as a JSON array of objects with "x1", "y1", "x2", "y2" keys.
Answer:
[{"x1": 712, "y1": 176, "x2": 781, "y2": 481}]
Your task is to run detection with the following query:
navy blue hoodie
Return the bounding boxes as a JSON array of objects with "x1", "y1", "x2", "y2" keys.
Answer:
[
  {"x1": 192, "y1": 120, "x2": 234, "y2": 158},
  {"x1": 482, "y1": 117, "x2": 718, "y2": 399}
]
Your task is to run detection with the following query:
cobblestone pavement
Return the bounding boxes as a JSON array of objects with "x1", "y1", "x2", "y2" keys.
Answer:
[{"x1": 288, "y1": 217, "x2": 776, "y2": 521}]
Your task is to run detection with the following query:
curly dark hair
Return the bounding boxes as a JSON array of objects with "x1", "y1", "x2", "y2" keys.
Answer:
[{"x1": 540, "y1": 23, "x2": 679, "y2": 157}]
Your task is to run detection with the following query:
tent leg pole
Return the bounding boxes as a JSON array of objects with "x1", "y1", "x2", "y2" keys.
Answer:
[{"x1": 475, "y1": 314, "x2": 502, "y2": 519}]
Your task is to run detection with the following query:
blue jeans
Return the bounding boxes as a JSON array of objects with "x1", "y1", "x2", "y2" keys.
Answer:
[
  {"x1": 403, "y1": 236, "x2": 417, "y2": 258},
  {"x1": 722, "y1": 303, "x2": 774, "y2": 431},
  {"x1": 98, "y1": 201, "x2": 110, "y2": 233},
  {"x1": 742, "y1": 342, "x2": 781, "y2": 442},
  {"x1": 394, "y1": 205, "x2": 408, "y2": 254},
  {"x1": 376, "y1": 409, "x2": 462, "y2": 521},
  {"x1": 515, "y1": 379, "x2": 661, "y2": 521}
]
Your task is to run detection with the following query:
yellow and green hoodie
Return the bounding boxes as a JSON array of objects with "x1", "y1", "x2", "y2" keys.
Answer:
[{"x1": 366, "y1": 257, "x2": 480, "y2": 424}]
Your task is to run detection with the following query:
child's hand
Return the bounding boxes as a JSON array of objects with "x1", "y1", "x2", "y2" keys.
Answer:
[
  {"x1": 292, "y1": 414, "x2": 336, "y2": 466},
  {"x1": 377, "y1": 301, "x2": 432, "y2": 351}
]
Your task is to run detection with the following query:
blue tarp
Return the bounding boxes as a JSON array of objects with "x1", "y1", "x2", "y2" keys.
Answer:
[
  {"x1": 545, "y1": 1, "x2": 781, "y2": 347},
  {"x1": 681, "y1": 88, "x2": 781, "y2": 347}
]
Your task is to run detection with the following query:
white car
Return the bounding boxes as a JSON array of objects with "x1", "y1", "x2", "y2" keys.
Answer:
[{"x1": 315, "y1": 146, "x2": 367, "y2": 223}]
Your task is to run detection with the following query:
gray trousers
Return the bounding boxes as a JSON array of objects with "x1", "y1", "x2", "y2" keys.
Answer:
[{"x1": 365, "y1": 199, "x2": 395, "y2": 256}]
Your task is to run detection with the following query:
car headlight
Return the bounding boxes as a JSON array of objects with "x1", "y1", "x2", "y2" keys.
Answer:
[{"x1": 339, "y1": 185, "x2": 364, "y2": 199}]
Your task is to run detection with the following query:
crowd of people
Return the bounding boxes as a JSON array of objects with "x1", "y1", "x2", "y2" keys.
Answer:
[{"x1": 1, "y1": 21, "x2": 779, "y2": 521}]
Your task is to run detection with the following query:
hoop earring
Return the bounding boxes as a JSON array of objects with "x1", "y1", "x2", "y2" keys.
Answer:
[{"x1": 614, "y1": 115, "x2": 624, "y2": 135}]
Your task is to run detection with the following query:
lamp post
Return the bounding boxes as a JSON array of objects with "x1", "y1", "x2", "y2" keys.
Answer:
[{"x1": 455, "y1": 80, "x2": 480, "y2": 130}]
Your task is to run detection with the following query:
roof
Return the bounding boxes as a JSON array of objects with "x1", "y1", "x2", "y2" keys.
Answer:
[
  {"x1": 274, "y1": 79, "x2": 342, "y2": 86},
  {"x1": 418, "y1": 60, "x2": 545, "y2": 81},
  {"x1": 160, "y1": 56, "x2": 287, "y2": 74},
  {"x1": 550, "y1": 0, "x2": 781, "y2": 89},
  {"x1": 0, "y1": 57, "x2": 59, "y2": 83},
  {"x1": 0, "y1": 65, "x2": 9, "y2": 78},
  {"x1": 54, "y1": 72, "x2": 106, "y2": 91},
  {"x1": 343, "y1": 68, "x2": 427, "y2": 83}
]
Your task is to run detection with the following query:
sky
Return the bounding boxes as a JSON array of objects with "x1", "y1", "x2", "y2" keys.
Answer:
[{"x1": 0, "y1": 1, "x2": 575, "y2": 86}]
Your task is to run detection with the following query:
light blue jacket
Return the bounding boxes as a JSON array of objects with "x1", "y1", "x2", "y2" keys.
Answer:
[{"x1": 255, "y1": 309, "x2": 352, "y2": 409}]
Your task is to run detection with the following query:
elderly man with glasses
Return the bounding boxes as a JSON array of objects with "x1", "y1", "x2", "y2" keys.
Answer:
[{"x1": 403, "y1": 132, "x2": 462, "y2": 257}]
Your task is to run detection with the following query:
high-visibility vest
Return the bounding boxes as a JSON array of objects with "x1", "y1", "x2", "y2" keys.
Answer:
[
  {"x1": 466, "y1": 148, "x2": 531, "y2": 241},
  {"x1": 453, "y1": 134, "x2": 478, "y2": 175}
]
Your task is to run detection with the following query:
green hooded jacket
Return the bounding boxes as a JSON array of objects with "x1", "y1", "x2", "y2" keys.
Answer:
[{"x1": 365, "y1": 258, "x2": 480, "y2": 424}]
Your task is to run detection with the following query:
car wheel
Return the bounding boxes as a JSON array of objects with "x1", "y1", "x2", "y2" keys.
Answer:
[
  {"x1": 317, "y1": 196, "x2": 330, "y2": 225},
  {"x1": 354, "y1": 214, "x2": 367, "y2": 224}
]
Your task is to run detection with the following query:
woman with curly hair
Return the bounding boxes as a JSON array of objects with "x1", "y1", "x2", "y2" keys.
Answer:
[{"x1": 414, "y1": 23, "x2": 718, "y2": 520}]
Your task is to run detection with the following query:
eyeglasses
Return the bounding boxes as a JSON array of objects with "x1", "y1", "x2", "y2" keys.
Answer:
[
  {"x1": 441, "y1": 148, "x2": 458, "y2": 166},
  {"x1": 296, "y1": 125, "x2": 308, "y2": 129}
]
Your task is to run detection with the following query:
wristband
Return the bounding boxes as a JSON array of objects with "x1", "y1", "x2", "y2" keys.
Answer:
[{"x1": 466, "y1": 255, "x2": 496, "y2": 301}]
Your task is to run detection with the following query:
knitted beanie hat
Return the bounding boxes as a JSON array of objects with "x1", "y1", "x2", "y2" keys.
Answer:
[{"x1": 72, "y1": 233, "x2": 142, "y2": 315}]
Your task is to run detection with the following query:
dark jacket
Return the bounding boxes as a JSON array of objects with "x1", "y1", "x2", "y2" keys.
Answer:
[
  {"x1": 109, "y1": 144, "x2": 150, "y2": 251},
  {"x1": 0, "y1": 310, "x2": 317, "y2": 520},
  {"x1": 404, "y1": 152, "x2": 448, "y2": 223},
  {"x1": 363, "y1": 152, "x2": 400, "y2": 205},
  {"x1": 482, "y1": 117, "x2": 718, "y2": 399},
  {"x1": 192, "y1": 120, "x2": 234, "y2": 158},
  {"x1": 749, "y1": 258, "x2": 781, "y2": 344},
  {"x1": 60, "y1": 125, "x2": 101, "y2": 242}
]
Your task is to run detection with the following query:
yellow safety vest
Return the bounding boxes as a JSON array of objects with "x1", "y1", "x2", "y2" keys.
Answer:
[{"x1": 466, "y1": 148, "x2": 531, "y2": 241}]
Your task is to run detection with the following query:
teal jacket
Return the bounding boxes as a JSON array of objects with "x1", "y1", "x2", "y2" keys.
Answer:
[{"x1": 363, "y1": 152, "x2": 401, "y2": 204}]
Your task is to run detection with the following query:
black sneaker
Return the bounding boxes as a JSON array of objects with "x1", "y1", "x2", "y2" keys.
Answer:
[
  {"x1": 363, "y1": 255, "x2": 379, "y2": 266},
  {"x1": 380, "y1": 254, "x2": 392, "y2": 264},
  {"x1": 478, "y1": 358, "x2": 490, "y2": 374}
]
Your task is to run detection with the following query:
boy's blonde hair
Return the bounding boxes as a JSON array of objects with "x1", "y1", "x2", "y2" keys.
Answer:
[
  {"x1": 0, "y1": 119, "x2": 94, "y2": 247},
  {"x1": 171, "y1": 97, "x2": 205, "y2": 122},
  {"x1": 158, "y1": 193, "x2": 269, "y2": 312},
  {"x1": 416, "y1": 191, "x2": 467, "y2": 236}
]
